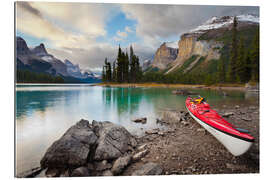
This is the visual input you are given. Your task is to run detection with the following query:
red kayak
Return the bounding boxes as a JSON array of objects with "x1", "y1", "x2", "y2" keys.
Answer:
[{"x1": 185, "y1": 96, "x2": 254, "y2": 156}]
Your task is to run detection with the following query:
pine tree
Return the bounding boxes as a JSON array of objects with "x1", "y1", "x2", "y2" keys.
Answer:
[
  {"x1": 250, "y1": 30, "x2": 259, "y2": 82},
  {"x1": 107, "y1": 62, "x2": 112, "y2": 82},
  {"x1": 135, "y1": 55, "x2": 140, "y2": 82},
  {"x1": 227, "y1": 16, "x2": 238, "y2": 82},
  {"x1": 124, "y1": 50, "x2": 129, "y2": 82},
  {"x1": 112, "y1": 60, "x2": 116, "y2": 82},
  {"x1": 244, "y1": 51, "x2": 252, "y2": 82},
  {"x1": 129, "y1": 45, "x2": 136, "y2": 83},
  {"x1": 116, "y1": 45, "x2": 123, "y2": 82},
  {"x1": 236, "y1": 37, "x2": 246, "y2": 83},
  {"x1": 102, "y1": 65, "x2": 106, "y2": 82},
  {"x1": 217, "y1": 58, "x2": 226, "y2": 83}
]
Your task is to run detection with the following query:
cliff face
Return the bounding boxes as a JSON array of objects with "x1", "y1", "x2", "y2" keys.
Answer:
[
  {"x1": 166, "y1": 34, "x2": 222, "y2": 73},
  {"x1": 152, "y1": 43, "x2": 178, "y2": 70}
]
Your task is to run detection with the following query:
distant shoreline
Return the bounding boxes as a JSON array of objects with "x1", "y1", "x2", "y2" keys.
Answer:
[
  {"x1": 15, "y1": 83, "x2": 97, "y2": 86},
  {"x1": 97, "y1": 82, "x2": 247, "y2": 91}
]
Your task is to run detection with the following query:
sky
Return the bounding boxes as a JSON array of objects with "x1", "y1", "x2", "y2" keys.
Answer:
[{"x1": 15, "y1": 2, "x2": 259, "y2": 73}]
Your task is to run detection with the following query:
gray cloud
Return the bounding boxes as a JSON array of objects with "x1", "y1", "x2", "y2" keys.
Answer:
[
  {"x1": 122, "y1": 4, "x2": 259, "y2": 43},
  {"x1": 17, "y1": 2, "x2": 42, "y2": 17}
]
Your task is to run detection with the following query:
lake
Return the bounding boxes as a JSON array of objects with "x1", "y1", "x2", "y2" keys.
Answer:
[{"x1": 15, "y1": 84, "x2": 258, "y2": 174}]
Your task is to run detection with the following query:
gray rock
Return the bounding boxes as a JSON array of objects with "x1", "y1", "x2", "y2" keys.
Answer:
[
  {"x1": 145, "y1": 129, "x2": 159, "y2": 135},
  {"x1": 40, "y1": 119, "x2": 98, "y2": 169},
  {"x1": 111, "y1": 155, "x2": 132, "y2": 175},
  {"x1": 45, "y1": 168, "x2": 61, "y2": 177},
  {"x1": 94, "y1": 121, "x2": 137, "y2": 161},
  {"x1": 94, "y1": 160, "x2": 112, "y2": 171},
  {"x1": 162, "y1": 110, "x2": 185, "y2": 123},
  {"x1": 132, "y1": 149, "x2": 149, "y2": 162},
  {"x1": 71, "y1": 167, "x2": 90, "y2": 177},
  {"x1": 132, "y1": 117, "x2": 147, "y2": 124},
  {"x1": 226, "y1": 163, "x2": 246, "y2": 170},
  {"x1": 172, "y1": 89, "x2": 196, "y2": 95},
  {"x1": 102, "y1": 170, "x2": 113, "y2": 176},
  {"x1": 181, "y1": 121, "x2": 189, "y2": 126},
  {"x1": 87, "y1": 163, "x2": 94, "y2": 171},
  {"x1": 223, "y1": 112, "x2": 234, "y2": 117},
  {"x1": 137, "y1": 144, "x2": 147, "y2": 151},
  {"x1": 241, "y1": 117, "x2": 252, "y2": 121},
  {"x1": 60, "y1": 170, "x2": 70, "y2": 177},
  {"x1": 132, "y1": 162, "x2": 163, "y2": 176}
]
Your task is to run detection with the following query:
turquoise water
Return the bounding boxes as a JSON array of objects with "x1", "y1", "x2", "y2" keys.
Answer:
[{"x1": 15, "y1": 84, "x2": 258, "y2": 174}]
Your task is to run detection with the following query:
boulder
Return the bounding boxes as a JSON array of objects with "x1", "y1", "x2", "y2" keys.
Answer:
[
  {"x1": 40, "y1": 119, "x2": 98, "y2": 169},
  {"x1": 161, "y1": 110, "x2": 187, "y2": 123},
  {"x1": 132, "y1": 162, "x2": 163, "y2": 176},
  {"x1": 70, "y1": 167, "x2": 90, "y2": 177},
  {"x1": 93, "y1": 121, "x2": 137, "y2": 161},
  {"x1": 111, "y1": 155, "x2": 132, "y2": 175}
]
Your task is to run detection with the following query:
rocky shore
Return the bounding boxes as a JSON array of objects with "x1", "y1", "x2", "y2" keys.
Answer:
[{"x1": 17, "y1": 103, "x2": 259, "y2": 177}]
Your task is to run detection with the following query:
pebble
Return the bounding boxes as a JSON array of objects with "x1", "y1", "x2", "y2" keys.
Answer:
[{"x1": 223, "y1": 112, "x2": 234, "y2": 117}]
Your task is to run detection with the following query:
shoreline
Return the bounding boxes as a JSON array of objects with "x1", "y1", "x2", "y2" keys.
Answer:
[
  {"x1": 97, "y1": 82, "x2": 249, "y2": 91},
  {"x1": 17, "y1": 101, "x2": 259, "y2": 177}
]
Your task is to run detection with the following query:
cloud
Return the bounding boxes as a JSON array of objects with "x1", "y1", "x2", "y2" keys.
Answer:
[
  {"x1": 125, "y1": 26, "x2": 133, "y2": 33},
  {"x1": 16, "y1": 1, "x2": 121, "y2": 69},
  {"x1": 121, "y1": 4, "x2": 259, "y2": 47},
  {"x1": 117, "y1": 30, "x2": 128, "y2": 38},
  {"x1": 29, "y1": 2, "x2": 114, "y2": 37},
  {"x1": 47, "y1": 43, "x2": 117, "y2": 69},
  {"x1": 113, "y1": 30, "x2": 129, "y2": 42}
]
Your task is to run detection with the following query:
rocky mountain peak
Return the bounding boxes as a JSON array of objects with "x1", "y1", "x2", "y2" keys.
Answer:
[
  {"x1": 31, "y1": 43, "x2": 48, "y2": 56},
  {"x1": 16, "y1": 36, "x2": 31, "y2": 55},
  {"x1": 189, "y1": 14, "x2": 259, "y2": 34},
  {"x1": 151, "y1": 42, "x2": 178, "y2": 70}
]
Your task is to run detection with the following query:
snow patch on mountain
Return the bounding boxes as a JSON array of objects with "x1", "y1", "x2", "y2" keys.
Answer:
[{"x1": 190, "y1": 14, "x2": 259, "y2": 33}]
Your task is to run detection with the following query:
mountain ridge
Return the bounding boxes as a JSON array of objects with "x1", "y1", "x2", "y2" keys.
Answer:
[
  {"x1": 16, "y1": 37, "x2": 101, "y2": 83},
  {"x1": 146, "y1": 14, "x2": 259, "y2": 75}
]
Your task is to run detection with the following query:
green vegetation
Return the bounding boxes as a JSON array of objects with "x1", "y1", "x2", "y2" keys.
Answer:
[
  {"x1": 177, "y1": 55, "x2": 198, "y2": 73},
  {"x1": 17, "y1": 70, "x2": 64, "y2": 83},
  {"x1": 102, "y1": 45, "x2": 143, "y2": 83},
  {"x1": 227, "y1": 17, "x2": 238, "y2": 82}
]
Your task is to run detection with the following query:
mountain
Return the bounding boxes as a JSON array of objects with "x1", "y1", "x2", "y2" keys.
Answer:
[
  {"x1": 16, "y1": 37, "x2": 101, "y2": 83},
  {"x1": 64, "y1": 59, "x2": 101, "y2": 79},
  {"x1": 151, "y1": 42, "x2": 178, "y2": 70},
  {"x1": 146, "y1": 14, "x2": 259, "y2": 75},
  {"x1": 64, "y1": 59, "x2": 84, "y2": 78},
  {"x1": 142, "y1": 59, "x2": 152, "y2": 71}
]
